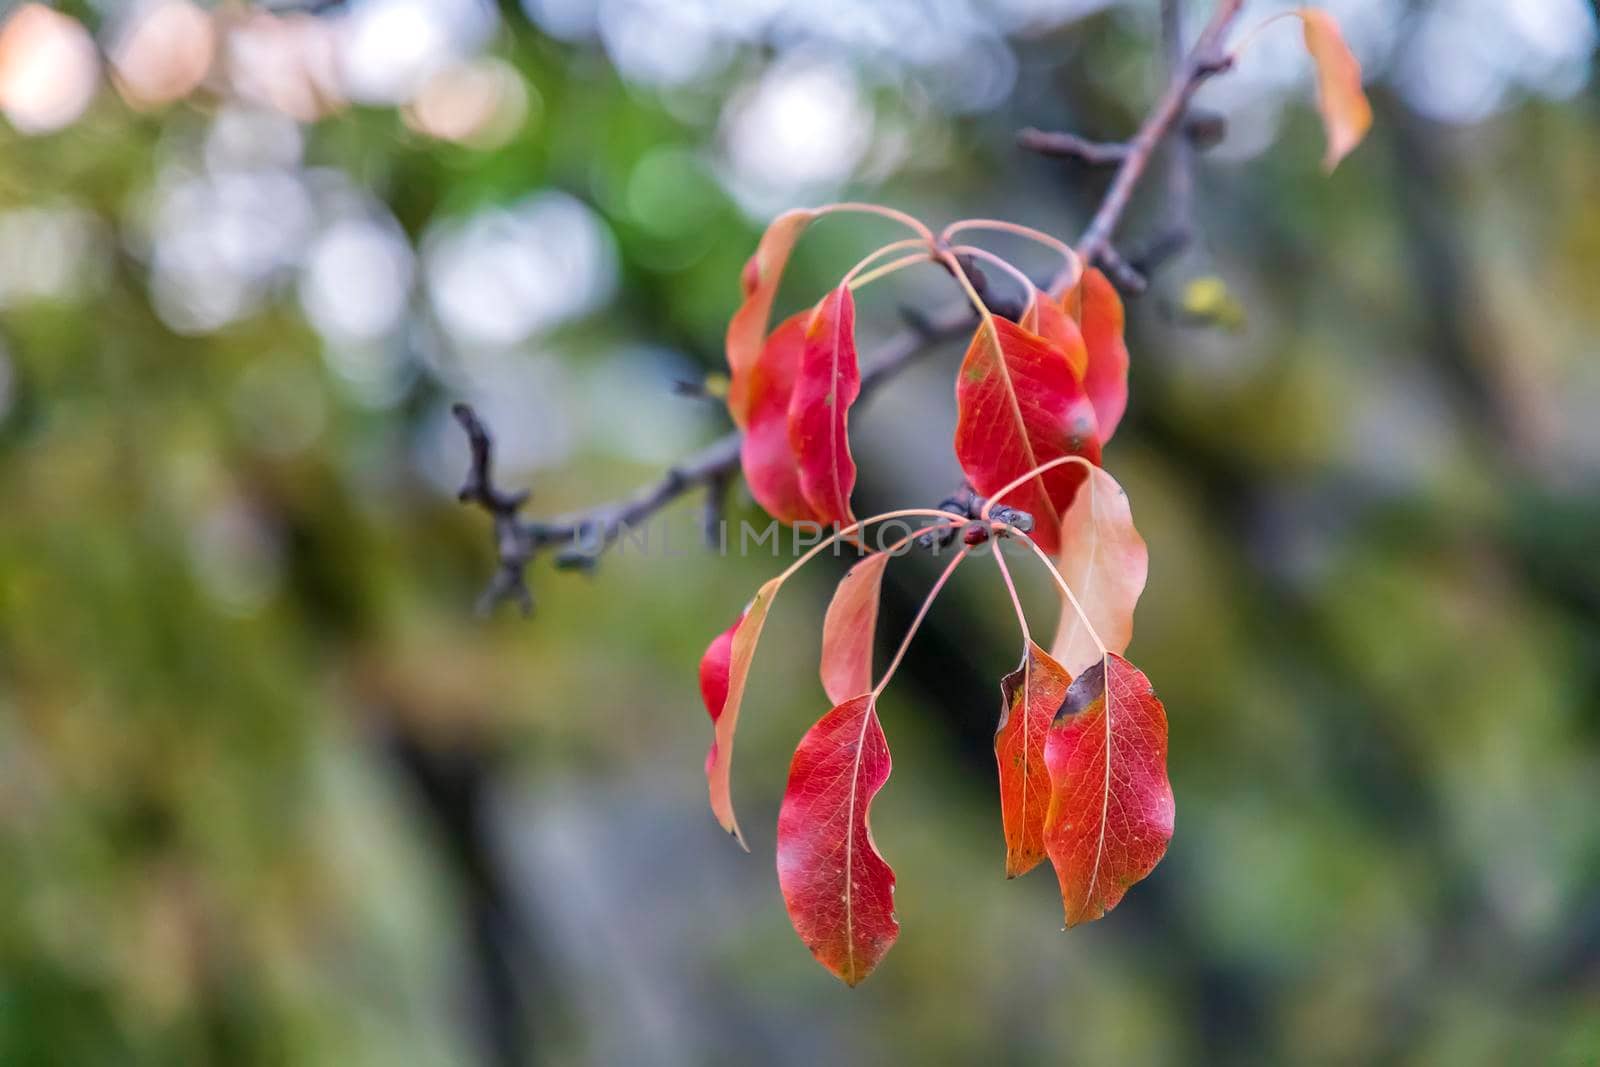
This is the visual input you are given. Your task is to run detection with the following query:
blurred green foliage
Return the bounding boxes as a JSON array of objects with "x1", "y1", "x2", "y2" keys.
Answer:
[{"x1": 1, "y1": 3, "x2": 1598, "y2": 1065}]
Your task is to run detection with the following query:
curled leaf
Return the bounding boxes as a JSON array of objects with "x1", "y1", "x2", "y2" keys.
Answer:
[
  {"x1": 698, "y1": 610, "x2": 742, "y2": 775},
  {"x1": 776, "y1": 694, "x2": 898, "y2": 986},
  {"x1": 726, "y1": 209, "x2": 815, "y2": 426},
  {"x1": 788, "y1": 285, "x2": 861, "y2": 527},
  {"x1": 821, "y1": 552, "x2": 889, "y2": 704},
  {"x1": 740, "y1": 312, "x2": 821, "y2": 524},
  {"x1": 1043, "y1": 654, "x2": 1173, "y2": 926},
  {"x1": 1049, "y1": 466, "x2": 1148, "y2": 677},
  {"x1": 953, "y1": 314, "x2": 1102, "y2": 554},
  {"x1": 1299, "y1": 8, "x2": 1371, "y2": 172},
  {"x1": 995, "y1": 641, "x2": 1074, "y2": 877},
  {"x1": 706, "y1": 576, "x2": 784, "y2": 849}
]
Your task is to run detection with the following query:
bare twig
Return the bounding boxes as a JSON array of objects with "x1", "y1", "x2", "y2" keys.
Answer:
[
  {"x1": 1095, "y1": 246, "x2": 1150, "y2": 295},
  {"x1": 1076, "y1": 0, "x2": 1243, "y2": 267},
  {"x1": 452, "y1": 403, "x2": 535, "y2": 616},
  {"x1": 454, "y1": 6, "x2": 1248, "y2": 612},
  {"x1": 452, "y1": 299, "x2": 980, "y2": 611},
  {"x1": 1163, "y1": 0, "x2": 1197, "y2": 234},
  {"x1": 1017, "y1": 128, "x2": 1130, "y2": 166}
]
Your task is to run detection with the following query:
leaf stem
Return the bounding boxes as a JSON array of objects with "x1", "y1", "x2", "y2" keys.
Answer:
[
  {"x1": 840, "y1": 239, "x2": 933, "y2": 287},
  {"x1": 846, "y1": 250, "x2": 936, "y2": 292},
  {"x1": 979, "y1": 455, "x2": 1098, "y2": 523},
  {"x1": 942, "y1": 219, "x2": 1082, "y2": 292},
  {"x1": 1012, "y1": 530, "x2": 1108, "y2": 657},
  {"x1": 949, "y1": 245, "x2": 1039, "y2": 305},
  {"x1": 772, "y1": 509, "x2": 973, "y2": 589},
  {"x1": 937, "y1": 249, "x2": 1002, "y2": 351},
  {"x1": 991, "y1": 541, "x2": 1031, "y2": 644},
  {"x1": 1227, "y1": 9, "x2": 1299, "y2": 63},
  {"x1": 818, "y1": 202, "x2": 935, "y2": 243},
  {"x1": 871, "y1": 546, "x2": 970, "y2": 699}
]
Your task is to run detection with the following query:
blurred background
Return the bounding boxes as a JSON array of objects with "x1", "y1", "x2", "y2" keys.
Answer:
[{"x1": 1, "y1": 0, "x2": 1597, "y2": 1063}]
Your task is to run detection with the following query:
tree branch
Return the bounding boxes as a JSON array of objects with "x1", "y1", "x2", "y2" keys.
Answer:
[
  {"x1": 452, "y1": 298, "x2": 981, "y2": 611},
  {"x1": 1076, "y1": 0, "x2": 1243, "y2": 267},
  {"x1": 453, "y1": 5, "x2": 1248, "y2": 612},
  {"x1": 1016, "y1": 128, "x2": 1130, "y2": 166}
]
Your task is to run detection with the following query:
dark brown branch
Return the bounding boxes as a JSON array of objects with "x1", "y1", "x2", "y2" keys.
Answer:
[
  {"x1": 454, "y1": 9, "x2": 1248, "y2": 612},
  {"x1": 1017, "y1": 128, "x2": 1130, "y2": 166},
  {"x1": 1095, "y1": 246, "x2": 1150, "y2": 295},
  {"x1": 1076, "y1": 0, "x2": 1243, "y2": 267},
  {"x1": 453, "y1": 298, "x2": 981, "y2": 611},
  {"x1": 452, "y1": 403, "x2": 535, "y2": 617}
]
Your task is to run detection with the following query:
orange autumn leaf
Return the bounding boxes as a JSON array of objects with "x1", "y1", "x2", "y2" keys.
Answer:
[
  {"x1": 1300, "y1": 8, "x2": 1372, "y2": 172},
  {"x1": 995, "y1": 640, "x2": 1074, "y2": 877},
  {"x1": 725, "y1": 208, "x2": 814, "y2": 427}
]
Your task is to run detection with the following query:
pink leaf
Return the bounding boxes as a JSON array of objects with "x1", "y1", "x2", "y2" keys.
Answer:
[
  {"x1": 705, "y1": 576, "x2": 783, "y2": 849},
  {"x1": 1049, "y1": 466, "x2": 1148, "y2": 677},
  {"x1": 820, "y1": 552, "x2": 889, "y2": 704}
]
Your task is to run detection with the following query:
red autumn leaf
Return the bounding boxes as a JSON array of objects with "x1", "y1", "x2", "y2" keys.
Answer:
[
  {"x1": 706, "y1": 576, "x2": 783, "y2": 849},
  {"x1": 1049, "y1": 466, "x2": 1148, "y2": 677},
  {"x1": 820, "y1": 551, "x2": 889, "y2": 703},
  {"x1": 1299, "y1": 8, "x2": 1372, "y2": 173},
  {"x1": 698, "y1": 610, "x2": 742, "y2": 775},
  {"x1": 995, "y1": 640, "x2": 1074, "y2": 877},
  {"x1": 776, "y1": 694, "x2": 898, "y2": 986},
  {"x1": 788, "y1": 285, "x2": 861, "y2": 527},
  {"x1": 953, "y1": 314, "x2": 1102, "y2": 554},
  {"x1": 1043, "y1": 653, "x2": 1173, "y2": 926},
  {"x1": 1021, "y1": 290, "x2": 1089, "y2": 384},
  {"x1": 1061, "y1": 268, "x2": 1130, "y2": 444},
  {"x1": 740, "y1": 312, "x2": 822, "y2": 524},
  {"x1": 726, "y1": 208, "x2": 815, "y2": 427}
]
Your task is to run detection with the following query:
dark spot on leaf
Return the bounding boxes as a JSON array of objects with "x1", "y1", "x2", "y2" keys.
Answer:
[{"x1": 1055, "y1": 659, "x2": 1106, "y2": 723}]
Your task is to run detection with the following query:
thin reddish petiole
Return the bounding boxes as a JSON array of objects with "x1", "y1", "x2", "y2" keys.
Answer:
[
  {"x1": 991, "y1": 540, "x2": 1031, "y2": 644},
  {"x1": 847, "y1": 250, "x2": 935, "y2": 292},
  {"x1": 938, "y1": 248, "x2": 1003, "y2": 349},
  {"x1": 980, "y1": 455, "x2": 1098, "y2": 524},
  {"x1": 949, "y1": 245, "x2": 1039, "y2": 305},
  {"x1": 771, "y1": 509, "x2": 970, "y2": 588},
  {"x1": 875, "y1": 519, "x2": 965, "y2": 557},
  {"x1": 1011, "y1": 528, "x2": 1108, "y2": 657},
  {"x1": 818, "y1": 202, "x2": 935, "y2": 243},
  {"x1": 841, "y1": 238, "x2": 934, "y2": 288},
  {"x1": 1227, "y1": 9, "x2": 1300, "y2": 63},
  {"x1": 942, "y1": 219, "x2": 1082, "y2": 291},
  {"x1": 871, "y1": 545, "x2": 970, "y2": 698}
]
